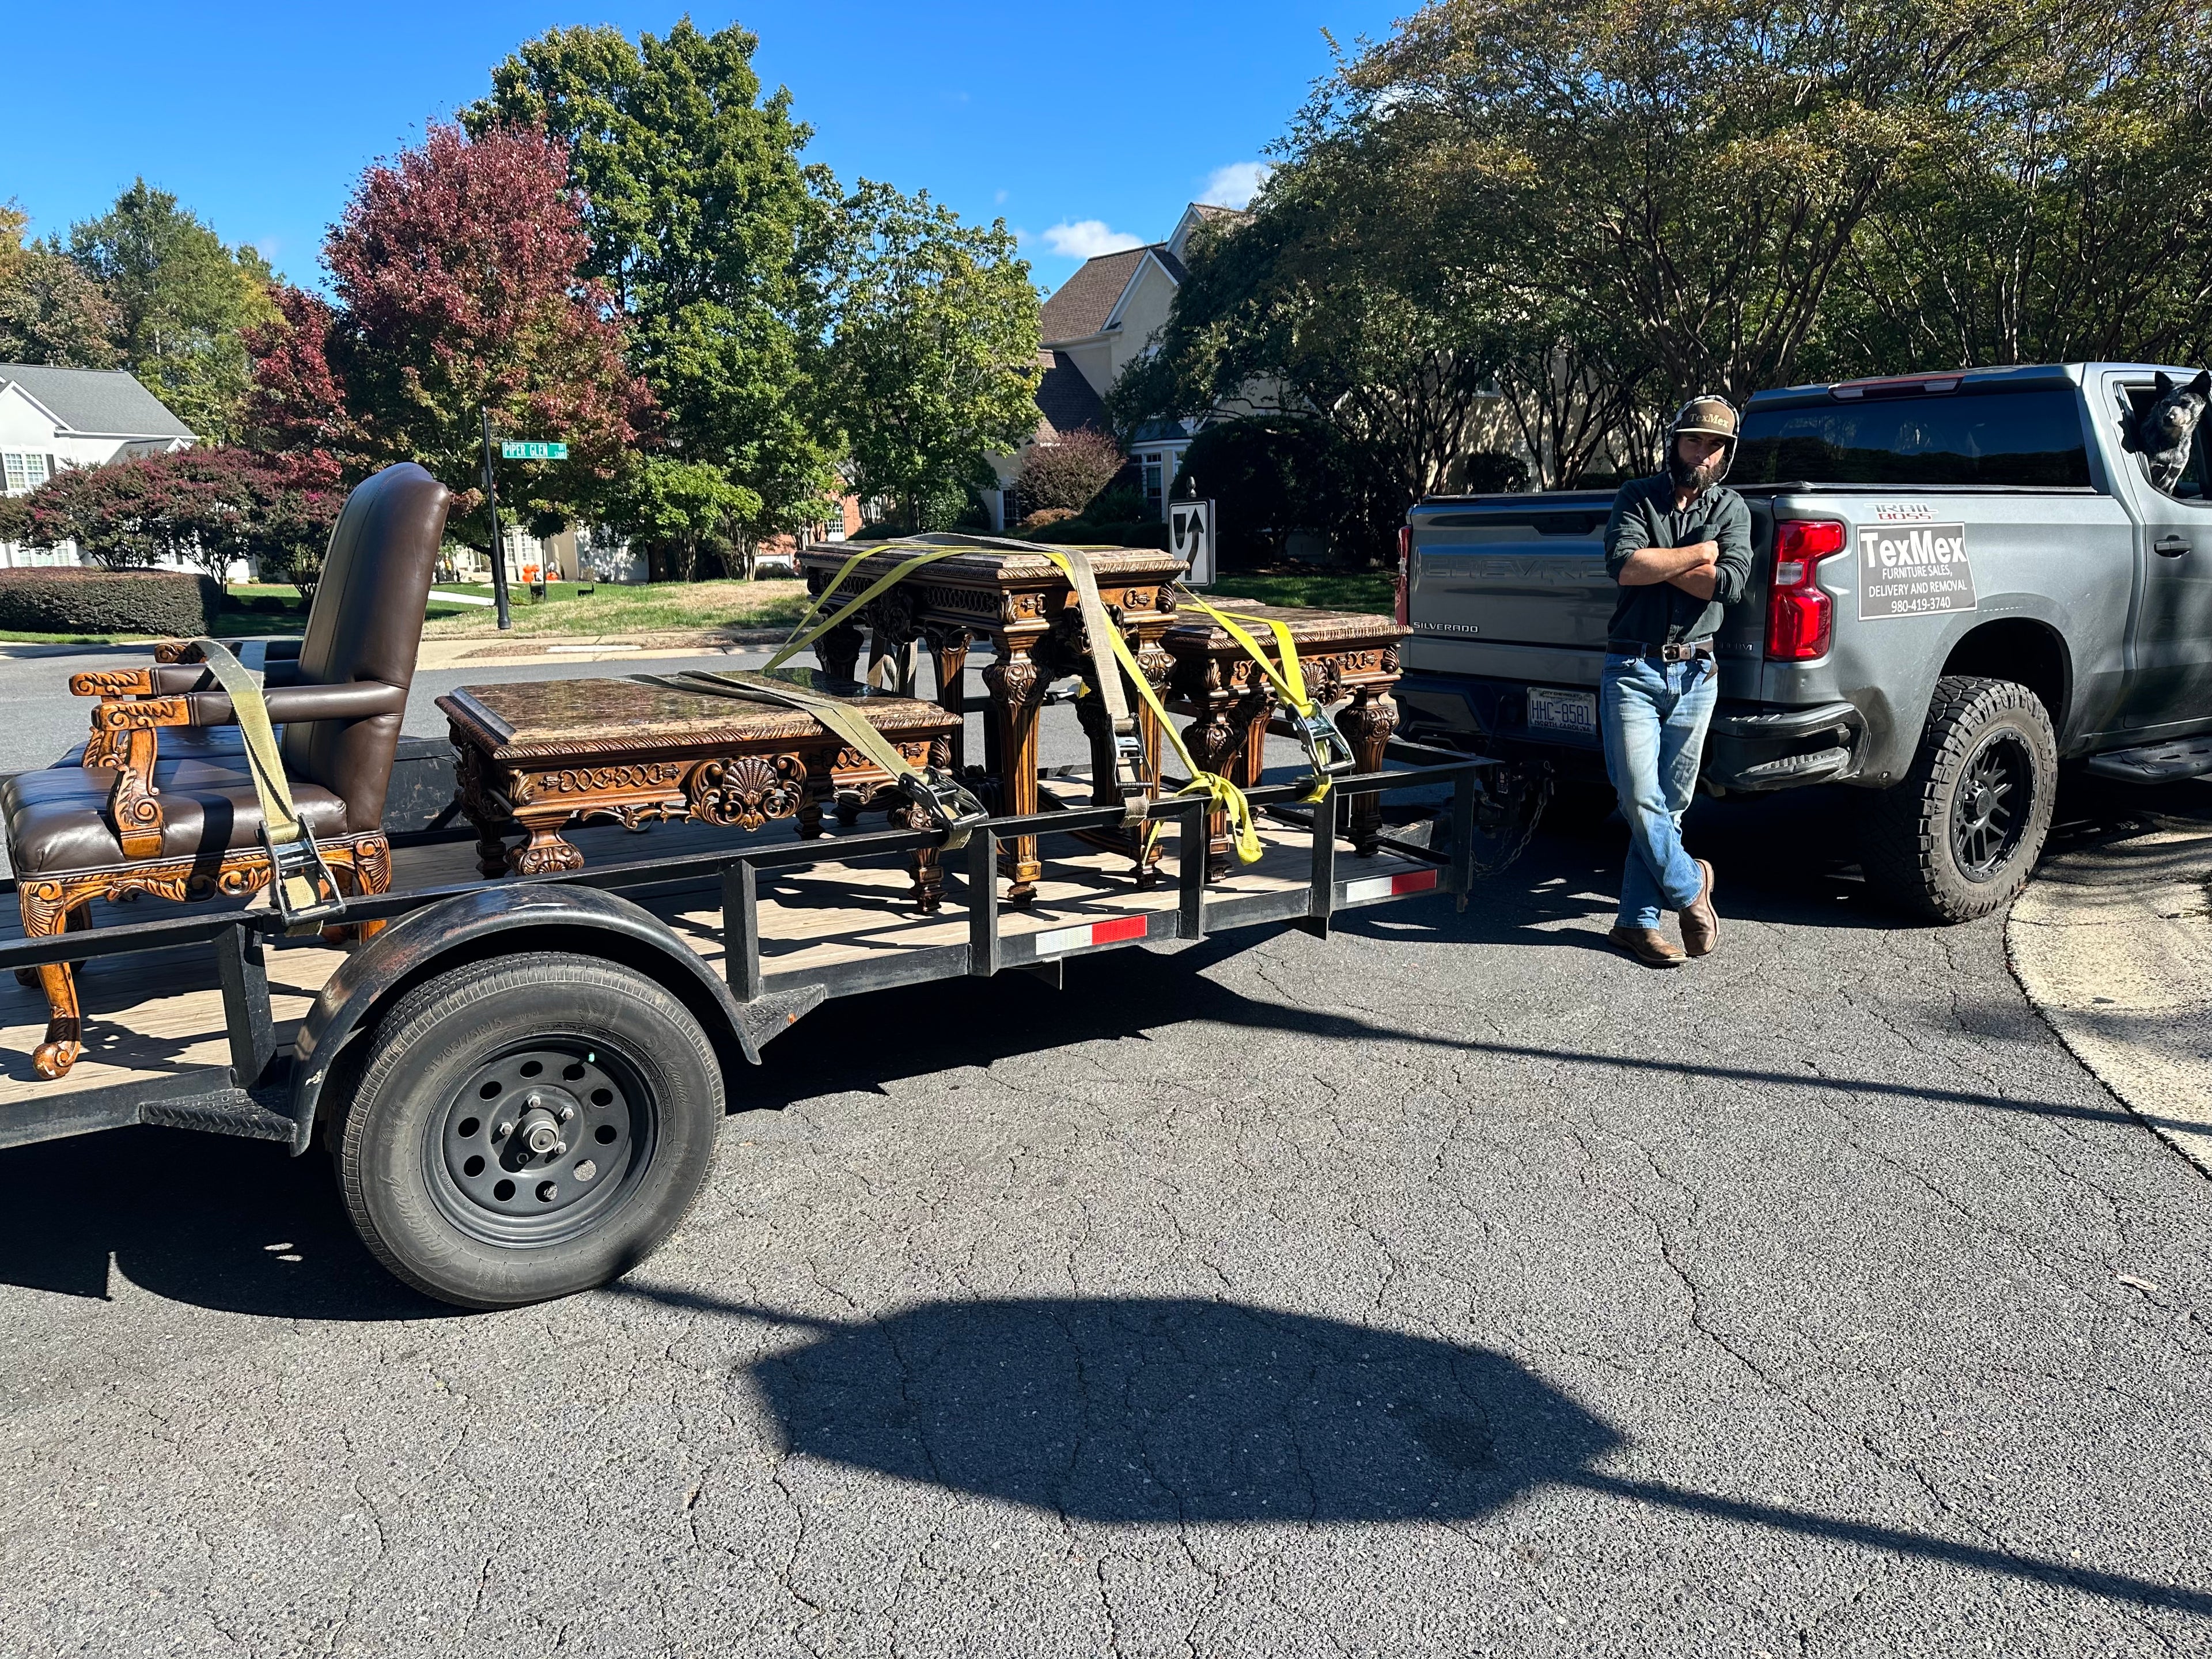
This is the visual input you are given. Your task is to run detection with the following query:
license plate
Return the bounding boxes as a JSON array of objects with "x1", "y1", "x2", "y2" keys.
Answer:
[{"x1": 1527, "y1": 687, "x2": 1597, "y2": 737}]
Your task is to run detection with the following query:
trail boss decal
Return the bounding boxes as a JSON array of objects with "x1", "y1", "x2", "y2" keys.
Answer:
[{"x1": 1857, "y1": 513, "x2": 1976, "y2": 620}]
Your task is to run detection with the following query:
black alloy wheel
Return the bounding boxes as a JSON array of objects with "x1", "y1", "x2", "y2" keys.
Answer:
[{"x1": 1949, "y1": 728, "x2": 2033, "y2": 881}]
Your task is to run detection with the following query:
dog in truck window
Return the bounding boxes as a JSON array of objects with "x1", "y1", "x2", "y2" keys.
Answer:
[{"x1": 2129, "y1": 369, "x2": 2211, "y2": 494}]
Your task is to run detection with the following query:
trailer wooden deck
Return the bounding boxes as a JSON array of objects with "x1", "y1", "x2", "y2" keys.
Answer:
[{"x1": 0, "y1": 805, "x2": 1438, "y2": 1114}]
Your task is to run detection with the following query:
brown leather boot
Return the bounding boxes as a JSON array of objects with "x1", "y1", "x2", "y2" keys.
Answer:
[
  {"x1": 1608, "y1": 925, "x2": 1685, "y2": 967},
  {"x1": 1679, "y1": 859, "x2": 1718, "y2": 957}
]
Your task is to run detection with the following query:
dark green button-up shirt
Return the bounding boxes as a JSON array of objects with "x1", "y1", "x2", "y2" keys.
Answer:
[{"x1": 1601, "y1": 472, "x2": 1753, "y2": 647}]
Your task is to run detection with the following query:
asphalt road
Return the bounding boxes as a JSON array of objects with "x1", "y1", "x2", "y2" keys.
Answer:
[{"x1": 0, "y1": 646, "x2": 2207, "y2": 1653}]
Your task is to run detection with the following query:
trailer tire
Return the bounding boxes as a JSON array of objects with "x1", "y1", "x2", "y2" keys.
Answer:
[
  {"x1": 333, "y1": 951, "x2": 721, "y2": 1309},
  {"x1": 1859, "y1": 676, "x2": 2057, "y2": 923}
]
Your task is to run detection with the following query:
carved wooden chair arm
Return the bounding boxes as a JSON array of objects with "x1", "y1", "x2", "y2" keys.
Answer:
[
  {"x1": 92, "y1": 698, "x2": 195, "y2": 732},
  {"x1": 69, "y1": 667, "x2": 157, "y2": 698}
]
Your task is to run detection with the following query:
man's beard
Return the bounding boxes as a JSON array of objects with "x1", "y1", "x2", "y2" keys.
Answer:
[{"x1": 1670, "y1": 448, "x2": 1725, "y2": 491}]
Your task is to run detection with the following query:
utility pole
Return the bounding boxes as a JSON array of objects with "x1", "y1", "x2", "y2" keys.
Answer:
[{"x1": 480, "y1": 405, "x2": 512, "y2": 631}]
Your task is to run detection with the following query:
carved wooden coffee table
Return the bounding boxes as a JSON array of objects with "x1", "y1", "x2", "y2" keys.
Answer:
[
  {"x1": 798, "y1": 541, "x2": 1185, "y2": 902},
  {"x1": 1160, "y1": 603, "x2": 1408, "y2": 874},
  {"x1": 438, "y1": 675, "x2": 964, "y2": 908}
]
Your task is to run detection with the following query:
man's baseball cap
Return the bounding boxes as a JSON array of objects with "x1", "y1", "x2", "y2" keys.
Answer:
[{"x1": 1672, "y1": 395, "x2": 1739, "y2": 439}]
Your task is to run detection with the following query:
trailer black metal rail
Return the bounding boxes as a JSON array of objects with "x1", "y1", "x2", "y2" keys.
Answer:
[{"x1": 0, "y1": 748, "x2": 1486, "y2": 1155}]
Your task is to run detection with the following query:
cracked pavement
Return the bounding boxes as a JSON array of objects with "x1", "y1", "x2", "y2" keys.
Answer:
[{"x1": 0, "y1": 650, "x2": 2209, "y2": 1653}]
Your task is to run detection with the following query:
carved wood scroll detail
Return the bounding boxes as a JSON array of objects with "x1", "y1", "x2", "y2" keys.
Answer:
[{"x1": 686, "y1": 752, "x2": 808, "y2": 831}]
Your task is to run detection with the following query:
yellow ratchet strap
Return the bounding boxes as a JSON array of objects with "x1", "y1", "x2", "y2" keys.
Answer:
[
  {"x1": 642, "y1": 668, "x2": 988, "y2": 852},
  {"x1": 1090, "y1": 619, "x2": 1263, "y2": 866},
  {"x1": 188, "y1": 638, "x2": 343, "y2": 928},
  {"x1": 1165, "y1": 590, "x2": 1353, "y2": 804}
]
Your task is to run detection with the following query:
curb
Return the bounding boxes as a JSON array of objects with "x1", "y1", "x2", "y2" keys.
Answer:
[{"x1": 2007, "y1": 817, "x2": 2212, "y2": 1176}]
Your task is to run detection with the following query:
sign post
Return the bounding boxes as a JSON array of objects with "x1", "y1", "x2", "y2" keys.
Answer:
[
  {"x1": 479, "y1": 407, "x2": 512, "y2": 631},
  {"x1": 490, "y1": 438, "x2": 571, "y2": 600},
  {"x1": 1170, "y1": 496, "x2": 1216, "y2": 586}
]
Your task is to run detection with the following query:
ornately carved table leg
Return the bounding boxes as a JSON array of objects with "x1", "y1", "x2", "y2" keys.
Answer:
[
  {"x1": 923, "y1": 624, "x2": 972, "y2": 775},
  {"x1": 453, "y1": 730, "x2": 516, "y2": 879},
  {"x1": 981, "y1": 643, "x2": 1046, "y2": 905},
  {"x1": 817, "y1": 617, "x2": 865, "y2": 684},
  {"x1": 1185, "y1": 690, "x2": 1270, "y2": 878},
  {"x1": 507, "y1": 815, "x2": 588, "y2": 877},
  {"x1": 1336, "y1": 688, "x2": 1400, "y2": 857}
]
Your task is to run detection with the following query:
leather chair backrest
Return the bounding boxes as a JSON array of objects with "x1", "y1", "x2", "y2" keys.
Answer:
[{"x1": 281, "y1": 463, "x2": 451, "y2": 831}]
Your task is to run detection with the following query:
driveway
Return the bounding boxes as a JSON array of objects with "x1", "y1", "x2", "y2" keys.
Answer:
[{"x1": 0, "y1": 773, "x2": 2203, "y2": 1654}]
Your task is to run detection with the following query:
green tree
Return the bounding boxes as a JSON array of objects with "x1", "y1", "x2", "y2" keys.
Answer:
[
  {"x1": 605, "y1": 455, "x2": 762, "y2": 581},
  {"x1": 0, "y1": 206, "x2": 119, "y2": 368},
  {"x1": 1810, "y1": 0, "x2": 2212, "y2": 372},
  {"x1": 465, "y1": 20, "x2": 842, "y2": 554},
  {"x1": 67, "y1": 180, "x2": 276, "y2": 441},
  {"x1": 816, "y1": 181, "x2": 1041, "y2": 531}
]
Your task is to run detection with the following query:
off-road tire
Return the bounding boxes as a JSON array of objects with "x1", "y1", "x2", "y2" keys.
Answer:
[
  {"x1": 333, "y1": 952, "x2": 722, "y2": 1309},
  {"x1": 1860, "y1": 676, "x2": 2058, "y2": 923}
]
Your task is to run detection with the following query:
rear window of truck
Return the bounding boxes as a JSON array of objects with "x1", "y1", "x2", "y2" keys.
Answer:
[{"x1": 1735, "y1": 388, "x2": 2091, "y2": 487}]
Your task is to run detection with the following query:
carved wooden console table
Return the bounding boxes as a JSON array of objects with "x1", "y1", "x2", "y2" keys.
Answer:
[
  {"x1": 797, "y1": 541, "x2": 1185, "y2": 903},
  {"x1": 438, "y1": 675, "x2": 963, "y2": 908},
  {"x1": 1160, "y1": 603, "x2": 1408, "y2": 874}
]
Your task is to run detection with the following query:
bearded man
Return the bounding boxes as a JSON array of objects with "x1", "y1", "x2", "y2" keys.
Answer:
[{"x1": 1597, "y1": 396, "x2": 1752, "y2": 967}]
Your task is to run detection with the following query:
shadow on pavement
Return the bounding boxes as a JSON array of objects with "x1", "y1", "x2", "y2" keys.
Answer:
[{"x1": 605, "y1": 1282, "x2": 2212, "y2": 1618}]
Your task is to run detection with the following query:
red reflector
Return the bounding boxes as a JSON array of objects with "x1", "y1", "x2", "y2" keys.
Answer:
[{"x1": 1092, "y1": 915, "x2": 1146, "y2": 945}]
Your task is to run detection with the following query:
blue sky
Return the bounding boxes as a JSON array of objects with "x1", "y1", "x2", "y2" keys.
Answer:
[{"x1": 13, "y1": 2, "x2": 1404, "y2": 297}]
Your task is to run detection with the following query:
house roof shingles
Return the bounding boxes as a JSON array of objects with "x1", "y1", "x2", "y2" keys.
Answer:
[
  {"x1": 1033, "y1": 350, "x2": 1106, "y2": 437},
  {"x1": 1037, "y1": 247, "x2": 1150, "y2": 343},
  {"x1": 0, "y1": 365, "x2": 194, "y2": 439}
]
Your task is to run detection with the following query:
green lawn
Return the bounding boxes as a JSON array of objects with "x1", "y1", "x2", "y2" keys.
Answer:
[
  {"x1": 422, "y1": 577, "x2": 812, "y2": 638},
  {"x1": 1203, "y1": 570, "x2": 1396, "y2": 615}
]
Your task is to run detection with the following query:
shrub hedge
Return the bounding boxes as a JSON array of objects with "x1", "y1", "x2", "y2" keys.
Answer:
[
  {"x1": 0, "y1": 568, "x2": 222, "y2": 638},
  {"x1": 1022, "y1": 517, "x2": 1172, "y2": 551}
]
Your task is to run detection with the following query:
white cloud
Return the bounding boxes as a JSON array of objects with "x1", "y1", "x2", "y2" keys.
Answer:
[
  {"x1": 1198, "y1": 161, "x2": 1272, "y2": 210},
  {"x1": 1040, "y1": 220, "x2": 1145, "y2": 259}
]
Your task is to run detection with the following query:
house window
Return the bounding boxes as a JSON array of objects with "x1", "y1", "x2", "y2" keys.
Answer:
[
  {"x1": 3, "y1": 453, "x2": 50, "y2": 494},
  {"x1": 1139, "y1": 453, "x2": 1165, "y2": 519}
]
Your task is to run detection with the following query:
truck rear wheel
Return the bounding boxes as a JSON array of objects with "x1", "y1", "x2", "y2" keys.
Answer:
[
  {"x1": 1860, "y1": 676, "x2": 2058, "y2": 922},
  {"x1": 332, "y1": 952, "x2": 722, "y2": 1309}
]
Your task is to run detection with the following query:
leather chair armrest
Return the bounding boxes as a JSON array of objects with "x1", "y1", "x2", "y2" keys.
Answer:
[{"x1": 179, "y1": 680, "x2": 407, "y2": 726}]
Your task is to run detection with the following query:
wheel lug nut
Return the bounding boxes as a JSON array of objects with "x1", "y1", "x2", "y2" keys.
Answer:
[
  {"x1": 551, "y1": 1140, "x2": 568, "y2": 1157},
  {"x1": 556, "y1": 1104, "x2": 576, "y2": 1123},
  {"x1": 494, "y1": 1121, "x2": 513, "y2": 1139}
]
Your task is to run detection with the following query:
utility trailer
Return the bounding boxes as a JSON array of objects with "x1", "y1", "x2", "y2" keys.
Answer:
[{"x1": 0, "y1": 751, "x2": 1490, "y2": 1309}]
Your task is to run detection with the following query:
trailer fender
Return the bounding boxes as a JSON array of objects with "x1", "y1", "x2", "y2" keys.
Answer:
[{"x1": 287, "y1": 884, "x2": 767, "y2": 1154}]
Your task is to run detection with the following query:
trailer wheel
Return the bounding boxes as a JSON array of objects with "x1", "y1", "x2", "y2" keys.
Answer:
[
  {"x1": 332, "y1": 952, "x2": 721, "y2": 1309},
  {"x1": 1859, "y1": 676, "x2": 2058, "y2": 923}
]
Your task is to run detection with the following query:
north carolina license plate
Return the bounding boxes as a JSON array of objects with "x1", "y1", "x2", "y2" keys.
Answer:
[{"x1": 1527, "y1": 687, "x2": 1597, "y2": 737}]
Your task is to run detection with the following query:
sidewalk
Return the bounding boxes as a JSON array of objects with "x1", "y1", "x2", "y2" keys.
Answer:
[{"x1": 2008, "y1": 809, "x2": 2212, "y2": 1175}]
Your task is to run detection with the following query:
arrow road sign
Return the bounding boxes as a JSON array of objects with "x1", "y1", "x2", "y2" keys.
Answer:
[
  {"x1": 500, "y1": 441, "x2": 569, "y2": 460},
  {"x1": 1171, "y1": 499, "x2": 1215, "y2": 586}
]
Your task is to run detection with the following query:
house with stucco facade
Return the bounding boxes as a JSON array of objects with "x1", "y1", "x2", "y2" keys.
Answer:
[{"x1": 989, "y1": 204, "x2": 1256, "y2": 531}]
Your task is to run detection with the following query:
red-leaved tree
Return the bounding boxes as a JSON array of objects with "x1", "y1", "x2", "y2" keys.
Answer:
[{"x1": 247, "y1": 122, "x2": 652, "y2": 548}]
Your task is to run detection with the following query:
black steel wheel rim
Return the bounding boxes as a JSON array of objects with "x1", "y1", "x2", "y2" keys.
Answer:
[
  {"x1": 1950, "y1": 729, "x2": 2033, "y2": 881},
  {"x1": 425, "y1": 1040, "x2": 657, "y2": 1247}
]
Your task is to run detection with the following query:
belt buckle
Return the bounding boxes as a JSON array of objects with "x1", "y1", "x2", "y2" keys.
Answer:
[{"x1": 259, "y1": 822, "x2": 346, "y2": 927}]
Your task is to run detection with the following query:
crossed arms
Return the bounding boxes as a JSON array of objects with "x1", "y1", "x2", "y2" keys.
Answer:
[{"x1": 1615, "y1": 540, "x2": 1722, "y2": 599}]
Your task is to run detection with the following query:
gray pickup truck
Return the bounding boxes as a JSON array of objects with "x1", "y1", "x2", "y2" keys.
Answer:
[{"x1": 1396, "y1": 362, "x2": 2212, "y2": 920}]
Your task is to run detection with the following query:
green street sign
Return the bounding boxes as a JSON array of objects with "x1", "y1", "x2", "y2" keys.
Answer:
[{"x1": 500, "y1": 440, "x2": 569, "y2": 460}]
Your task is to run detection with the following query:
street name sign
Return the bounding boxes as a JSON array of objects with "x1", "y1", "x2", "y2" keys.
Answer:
[{"x1": 501, "y1": 441, "x2": 569, "y2": 460}]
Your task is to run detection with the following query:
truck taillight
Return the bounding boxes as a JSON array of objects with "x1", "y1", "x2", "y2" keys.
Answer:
[
  {"x1": 1766, "y1": 518, "x2": 1849, "y2": 661},
  {"x1": 1395, "y1": 526, "x2": 1412, "y2": 626}
]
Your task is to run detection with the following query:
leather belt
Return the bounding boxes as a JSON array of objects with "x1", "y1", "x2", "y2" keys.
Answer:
[{"x1": 1608, "y1": 639, "x2": 1713, "y2": 663}]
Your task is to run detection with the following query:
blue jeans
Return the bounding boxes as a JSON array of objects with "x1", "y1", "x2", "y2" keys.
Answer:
[{"x1": 1599, "y1": 653, "x2": 1718, "y2": 930}]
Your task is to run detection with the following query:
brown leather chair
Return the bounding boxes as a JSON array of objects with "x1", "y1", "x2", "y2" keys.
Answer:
[{"x1": 5, "y1": 462, "x2": 450, "y2": 1079}]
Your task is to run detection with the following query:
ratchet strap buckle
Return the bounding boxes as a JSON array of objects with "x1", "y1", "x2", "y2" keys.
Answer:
[
  {"x1": 1294, "y1": 709, "x2": 1357, "y2": 777},
  {"x1": 260, "y1": 822, "x2": 346, "y2": 927},
  {"x1": 1109, "y1": 728, "x2": 1150, "y2": 795},
  {"x1": 897, "y1": 769, "x2": 990, "y2": 850}
]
